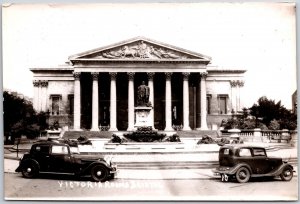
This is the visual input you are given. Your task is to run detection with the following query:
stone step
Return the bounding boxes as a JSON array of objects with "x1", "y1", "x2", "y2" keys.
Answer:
[{"x1": 62, "y1": 130, "x2": 220, "y2": 140}]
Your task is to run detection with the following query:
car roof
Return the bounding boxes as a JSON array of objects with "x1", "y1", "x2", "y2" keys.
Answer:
[{"x1": 33, "y1": 140, "x2": 67, "y2": 146}]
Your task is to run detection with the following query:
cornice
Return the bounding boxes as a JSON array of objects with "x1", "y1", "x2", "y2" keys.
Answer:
[{"x1": 70, "y1": 58, "x2": 210, "y2": 65}]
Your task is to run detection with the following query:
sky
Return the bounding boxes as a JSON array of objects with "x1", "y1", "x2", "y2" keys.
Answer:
[{"x1": 2, "y1": 2, "x2": 297, "y2": 109}]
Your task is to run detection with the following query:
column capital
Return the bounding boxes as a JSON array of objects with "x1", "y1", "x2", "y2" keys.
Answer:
[
  {"x1": 200, "y1": 72, "x2": 208, "y2": 79},
  {"x1": 73, "y1": 72, "x2": 81, "y2": 80},
  {"x1": 91, "y1": 72, "x2": 99, "y2": 80},
  {"x1": 127, "y1": 72, "x2": 135, "y2": 80},
  {"x1": 165, "y1": 72, "x2": 173, "y2": 80},
  {"x1": 33, "y1": 80, "x2": 40, "y2": 87},
  {"x1": 230, "y1": 80, "x2": 238, "y2": 87},
  {"x1": 238, "y1": 80, "x2": 245, "y2": 87},
  {"x1": 182, "y1": 72, "x2": 190, "y2": 80},
  {"x1": 109, "y1": 72, "x2": 117, "y2": 80},
  {"x1": 147, "y1": 72, "x2": 155, "y2": 80},
  {"x1": 40, "y1": 80, "x2": 48, "y2": 87}
]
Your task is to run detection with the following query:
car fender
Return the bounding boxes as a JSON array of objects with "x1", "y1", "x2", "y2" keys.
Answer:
[
  {"x1": 16, "y1": 158, "x2": 40, "y2": 172},
  {"x1": 272, "y1": 163, "x2": 294, "y2": 176},
  {"x1": 82, "y1": 161, "x2": 111, "y2": 174},
  {"x1": 227, "y1": 163, "x2": 253, "y2": 175}
]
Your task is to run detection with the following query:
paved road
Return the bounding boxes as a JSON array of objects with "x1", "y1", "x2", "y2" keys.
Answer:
[{"x1": 5, "y1": 172, "x2": 298, "y2": 201}]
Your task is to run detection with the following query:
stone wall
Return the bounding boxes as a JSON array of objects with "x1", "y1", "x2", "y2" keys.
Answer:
[{"x1": 47, "y1": 81, "x2": 74, "y2": 128}]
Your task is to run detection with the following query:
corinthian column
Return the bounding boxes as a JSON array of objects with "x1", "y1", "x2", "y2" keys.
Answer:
[
  {"x1": 200, "y1": 72, "x2": 208, "y2": 130},
  {"x1": 33, "y1": 80, "x2": 40, "y2": 112},
  {"x1": 237, "y1": 80, "x2": 244, "y2": 112},
  {"x1": 73, "y1": 72, "x2": 81, "y2": 130},
  {"x1": 127, "y1": 72, "x2": 135, "y2": 131},
  {"x1": 164, "y1": 72, "x2": 173, "y2": 131},
  {"x1": 230, "y1": 80, "x2": 237, "y2": 113},
  {"x1": 91, "y1": 72, "x2": 99, "y2": 131},
  {"x1": 182, "y1": 72, "x2": 191, "y2": 130},
  {"x1": 109, "y1": 72, "x2": 118, "y2": 131},
  {"x1": 147, "y1": 72, "x2": 155, "y2": 128},
  {"x1": 40, "y1": 80, "x2": 48, "y2": 112}
]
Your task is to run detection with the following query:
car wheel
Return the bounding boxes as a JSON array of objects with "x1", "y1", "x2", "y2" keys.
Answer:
[
  {"x1": 280, "y1": 166, "x2": 293, "y2": 181},
  {"x1": 21, "y1": 162, "x2": 39, "y2": 178},
  {"x1": 90, "y1": 165, "x2": 109, "y2": 182},
  {"x1": 236, "y1": 167, "x2": 250, "y2": 183}
]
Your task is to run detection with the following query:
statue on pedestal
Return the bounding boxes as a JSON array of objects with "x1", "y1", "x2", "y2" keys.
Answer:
[{"x1": 137, "y1": 81, "x2": 151, "y2": 107}]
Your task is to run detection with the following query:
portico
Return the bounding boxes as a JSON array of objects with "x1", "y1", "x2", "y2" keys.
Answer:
[{"x1": 30, "y1": 37, "x2": 246, "y2": 131}]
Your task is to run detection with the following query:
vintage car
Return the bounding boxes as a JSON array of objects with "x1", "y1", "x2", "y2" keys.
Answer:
[
  {"x1": 213, "y1": 145, "x2": 294, "y2": 183},
  {"x1": 15, "y1": 141, "x2": 117, "y2": 182}
]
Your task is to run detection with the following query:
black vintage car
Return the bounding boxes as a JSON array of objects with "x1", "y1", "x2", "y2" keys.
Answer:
[
  {"x1": 15, "y1": 141, "x2": 117, "y2": 182},
  {"x1": 213, "y1": 145, "x2": 294, "y2": 183}
]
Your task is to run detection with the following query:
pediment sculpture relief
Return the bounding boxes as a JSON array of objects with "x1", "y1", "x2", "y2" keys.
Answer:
[{"x1": 98, "y1": 41, "x2": 190, "y2": 60}]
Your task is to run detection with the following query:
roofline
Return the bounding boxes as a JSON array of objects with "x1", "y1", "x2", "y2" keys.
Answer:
[
  {"x1": 30, "y1": 67, "x2": 74, "y2": 72},
  {"x1": 70, "y1": 58, "x2": 211, "y2": 65},
  {"x1": 68, "y1": 36, "x2": 212, "y2": 61},
  {"x1": 207, "y1": 69, "x2": 247, "y2": 73}
]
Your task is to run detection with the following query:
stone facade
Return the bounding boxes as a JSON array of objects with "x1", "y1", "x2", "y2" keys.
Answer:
[{"x1": 30, "y1": 37, "x2": 246, "y2": 131}]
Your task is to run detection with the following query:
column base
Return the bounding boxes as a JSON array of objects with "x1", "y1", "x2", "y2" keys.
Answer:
[
  {"x1": 72, "y1": 128, "x2": 82, "y2": 131},
  {"x1": 196, "y1": 127, "x2": 209, "y2": 130},
  {"x1": 182, "y1": 126, "x2": 192, "y2": 131},
  {"x1": 127, "y1": 127, "x2": 136, "y2": 132},
  {"x1": 109, "y1": 127, "x2": 118, "y2": 131},
  {"x1": 90, "y1": 127, "x2": 99, "y2": 131},
  {"x1": 164, "y1": 127, "x2": 174, "y2": 131}
]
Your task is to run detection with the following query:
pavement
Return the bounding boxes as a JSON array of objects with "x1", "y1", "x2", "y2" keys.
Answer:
[{"x1": 4, "y1": 141, "x2": 298, "y2": 179}]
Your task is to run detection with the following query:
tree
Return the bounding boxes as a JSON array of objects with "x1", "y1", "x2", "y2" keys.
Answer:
[
  {"x1": 3, "y1": 91, "x2": 47, "y2": 142},
  {"x1": 250, "y1": 96, "x2": 297, "y2": 130},
  {"x1": 221, "y1": 97, "x2": 297, "y2": 130}
]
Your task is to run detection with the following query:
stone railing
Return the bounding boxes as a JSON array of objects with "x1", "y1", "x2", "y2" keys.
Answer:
[{"x1": 221, "y1": 128, "x2": 297, "y2": 144}]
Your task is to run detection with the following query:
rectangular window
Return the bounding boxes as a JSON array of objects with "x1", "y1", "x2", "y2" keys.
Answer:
[
  {"x1": 50, "y1": 95, "x2": 62, "y2": 115},
  {"x1": 68, "y1": 94, "x2": 74, "y2": 115},
  {"x1": 207, "y1": 94, "x2": 212, "y2": 114},
  {"x1": 218, "y1": 95, "x2": 228, "y2": 114},
  {"x1": 51, "y1": 145, "x2": 69, "y2": 155},
  {"x1": 238, "y1": 148, "x2": 252, "y2": 157},
  {"x1": 34, "y1": 145, "x2": 50, "y2": 155},
  {"x1": 253, "y1": 148, "x2": 266, "y2": 157}
]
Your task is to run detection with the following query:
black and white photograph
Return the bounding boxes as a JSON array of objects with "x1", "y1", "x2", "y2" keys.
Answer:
[{"x1": 2, "y1": 2, "x2": 298, "y2": 201}]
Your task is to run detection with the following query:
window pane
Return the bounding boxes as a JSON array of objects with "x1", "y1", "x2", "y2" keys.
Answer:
[
  {"x1": 207, "y1": 97, "x2": 211, "y2": 114},
  {"x1": 253, "y1": 148, "x2": 266, "y2": 156},
  {"x1": 51, "y1": 146, "x2": 69, "y2": 155},
  {"x1": 69, "y1": 95, "x2": 74, "y2": 115},
  {"x1": 52, "y1": 96, "x2": 59, "y2": 114},
  {"x1": 239, "y1": 148, "x2": 251, "y2": 157},
  {"x1": 219, "y1": 97, "x2": 227, "y2": 114}
]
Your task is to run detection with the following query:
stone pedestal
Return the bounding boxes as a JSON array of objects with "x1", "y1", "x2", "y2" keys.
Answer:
[
  {"x1": 134, "y1": 107, "x2": 153, "y2": 128},
  {"x1": 290, "y1": 130, "x2": 297, "y2": 147},
  {"x1": 253, "y1": 128, "x2": 262, "y2": 142},
  {"x1": 228, "y1": 128, "x2": 241, "y2": 139}
]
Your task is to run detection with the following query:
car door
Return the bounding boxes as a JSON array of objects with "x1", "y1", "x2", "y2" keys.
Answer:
[
  {"x1": 235, "y1": 148, "x2": 256, "y2": 172},
  {"x1": 31, "y1": 144, "x2": 51, "y2": 171},
  {"x1": 48, "y1": 144, "x2": 74, "y2": 173},
  {"x1": 252, "y1": 148, "x2": 272, "y2": 174}
]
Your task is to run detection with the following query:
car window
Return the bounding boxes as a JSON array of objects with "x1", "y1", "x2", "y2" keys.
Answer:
[
  {"x1": 51, "y1": 145, "x2": 69, "y2": 155},
  {"x1": 253, "y1": 148, "x2": 266, "y2": 156},
  {"x1": 238, "y1": 148, "x2": 252, "y2": 157},
  {"x1": 221, "y1": 148, "x2": 230, "y2": 155},
  {"x1": 35, "y1": 145, "x2": 50, "y2": 154}
]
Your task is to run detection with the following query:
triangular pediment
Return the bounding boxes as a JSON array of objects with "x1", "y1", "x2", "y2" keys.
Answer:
[{"x1": 69, "y1": 37, "x2": 211, "y2": 62}]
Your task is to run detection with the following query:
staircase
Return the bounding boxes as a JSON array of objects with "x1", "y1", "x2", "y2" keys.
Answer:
[
  {"x1": 63, "y1": 131, "x2": 113, "y2": 140},
  {"x1": 177, "y1": 130, "x2": 220, "y2": 138},
  {"x1": 62, "y1": 130, "x2": 219, "y2": 140}
]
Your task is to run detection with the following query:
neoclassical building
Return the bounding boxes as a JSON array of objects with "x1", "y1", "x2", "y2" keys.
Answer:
[{"x1": 31, "y1": 37, "x2": 246, "y2": 131}]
